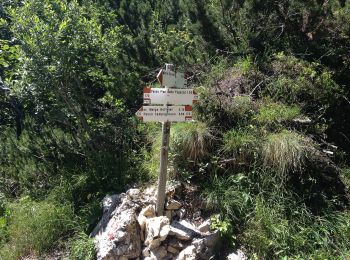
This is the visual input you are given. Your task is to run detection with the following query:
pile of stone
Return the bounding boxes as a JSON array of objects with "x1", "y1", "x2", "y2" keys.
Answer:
[{"x1": 91, "y1": 182, "x2": 219, "y2": 260}]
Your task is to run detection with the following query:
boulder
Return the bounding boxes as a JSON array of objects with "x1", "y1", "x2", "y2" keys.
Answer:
[
  {"x1": 138, "y1": 205, "x2": 156, "y2": 231},
  {"x1": 94, "y1": 207, "x2": 141, "y2": 260},
  {"x1": 167, "y1": 245, "x2": 179, "y2": 255},
  {"x1": 91, "y1": 194, "x2": 125, "y2": 237},
  {"x1": 176, "y1": 208, "x2": 186, "y2": 219}
]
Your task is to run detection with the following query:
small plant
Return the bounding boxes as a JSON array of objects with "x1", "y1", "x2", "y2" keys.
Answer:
[
  {"x1": 211, "y1": 214, "x2": 233, "y2": 236},
  {"x1": 69, "y1": 232, "x2": 96, "y2": 260}
]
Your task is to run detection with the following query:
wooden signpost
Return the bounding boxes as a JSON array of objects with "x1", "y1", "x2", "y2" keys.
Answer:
[{"x1": 136, "y1": 64, "x2": 195, "y2": 216}]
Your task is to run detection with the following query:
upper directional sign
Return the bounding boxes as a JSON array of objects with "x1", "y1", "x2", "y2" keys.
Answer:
[
  {"x1": 143, "y1": 87, "x2": 198, "y2": 105},
  {"x1": 136, "y1": 105, "x2": 192, "y2": 122},
  {"x1": 157, "y1": 69, "x2": 187, "y2": 88}
]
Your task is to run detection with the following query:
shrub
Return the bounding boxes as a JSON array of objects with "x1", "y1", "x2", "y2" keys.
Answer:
[
  {"x1": 262, "y1": 130, "x2": 313, "y2": 175},
  {"x1": 0, "y1": 198, "x2": 75, "y2": 258},
  {"x1": 264, "y1": 53, "x2": 342, "y2": 117}
]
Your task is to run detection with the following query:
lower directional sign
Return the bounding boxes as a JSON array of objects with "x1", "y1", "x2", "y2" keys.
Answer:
[{"x1": 136, "y1": 105, "x2": 192, "y2": 122}]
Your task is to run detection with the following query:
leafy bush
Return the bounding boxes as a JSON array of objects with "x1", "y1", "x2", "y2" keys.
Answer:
[
  {"x1": 0, "y1": 198, "x2": 75, "y2": 258},
  {"x1": 264, "y1": 53, "x2": 342, "y2": 117}
]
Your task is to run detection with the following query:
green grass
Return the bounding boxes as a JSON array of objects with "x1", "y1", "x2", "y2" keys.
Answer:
[
  {"x1": 223, "y1": 126, "x2": 258, "y2": 163},
  {"x1": 255, "y1": 101, "x2": 301, "y2": 126},
  {"x1": 262, "y1": 130, "x2": 313, "y2": 175},
  {"x1": 243, "y1": 198, "x2": 350, "y2": 259},
  {"x1": 0, "y1": 198, "x2": 75, "y2": 259},
  {"x1": 171, "y1": 121, "x2": 213, "y2": 164}
]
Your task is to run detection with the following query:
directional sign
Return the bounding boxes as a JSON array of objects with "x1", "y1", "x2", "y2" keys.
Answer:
[
  {"x1": 143, "y1": 87, "x2": 198, "y2": 105},
  {"x1": 136, "y1": 105, "x2": 192, "y2": 122},
  {"x1": 157, "y1": 69, "x2": 187, "y2": 88}
]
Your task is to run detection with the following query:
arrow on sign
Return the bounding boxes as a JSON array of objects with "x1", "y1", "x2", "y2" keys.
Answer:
[
  {"x1": 143, "y1": 87, "x2": 198, "y2": 105},
  {"x1": 157, "y1": 69, "x2": 187, "y2": 88},
  {"x1": 136, "y1": 105, "x2": 193, "y2": 122}
]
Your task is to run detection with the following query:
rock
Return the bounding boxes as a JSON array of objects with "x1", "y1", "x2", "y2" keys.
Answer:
[
  {"x1": 166, "y1": 180, "x2": 182, "y2": 197},
  {"x1": 150, "y1": 246, "x2": 167, "y2": 259},
  {"x1": 198, "y1": 219, "x2": 211, "y2": 233},
  {"x1": 91, "y1": 194, "x2": 125, "y2": 237},
  {"x1": 176, "y1": 245, "x2": 197, "y2": 260},
  {"x1": 145, "y1": 217, "x2": 170, "y2": 249},
  {"x1": 169, "y1": 220, "x2": 202, "y2": 241},
  {"x1": 138, "y1": 215, "x2": 147, "y2": 231},
  {"x1": 202, "y1": 231, "x2": 219, "y2": 247},
  {"x1": 165, "y1": 253, "x2": 174, "y2": 260},
  {"x1": 142, "y1": 247, "x2": 150, "y2": 257},
  {"x1": 192, "y1": 211, "x2": 201, "y2": 219},
  {"x1": 167, "y1": 245, "x2": 179, "y2": 255},
  {"x1": 165, "y1": 210, "x2": 173, "y2": 221},
  {"x1": 166, "y1": 199, "x2": 182, "y2": 210},
  {"x1": 176, "y1": 208, "x2": 186, "y2": 219},
  {"x1": 94, "y1": 206, "x2": 141, "y2": 260},
  {"x1": 168, "y1": 238, "x2": 187, "y2": 250},
  {"x1": 127, "y1": 188, "x2": 141, "y2": 199},
  {"x1": 138, "y1": 205, "x2": 156, "y2": 231},
  {"x1": 141, "y1": 205, "x2": 156, "y2": 218},
  {"x1": 227, "y1": 250, "x2": 247, "y2": 260}
]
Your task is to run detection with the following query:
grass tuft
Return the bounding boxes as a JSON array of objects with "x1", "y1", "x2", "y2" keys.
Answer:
[
  {"x1": 171, "y1": 122, "x2": 213, "y2": 164},
  {"x1": 262, "y1": 130, "x2": 313, "y2": 175}
]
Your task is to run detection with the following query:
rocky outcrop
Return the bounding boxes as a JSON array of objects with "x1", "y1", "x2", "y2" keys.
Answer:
[{"x1": 92, "y1": 182, "x2": 221, "y2": 259}]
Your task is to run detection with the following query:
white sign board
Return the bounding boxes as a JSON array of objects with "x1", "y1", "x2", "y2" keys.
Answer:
[
  {"x1": 136, "y1": 105, "x2": 193, "y2": 122},
  {"x1": 157, "y1": 69, "x2": 187, "y2": 88},
  {"x1": 143, "y1": 87, "x2": 198, "y2": 105}
]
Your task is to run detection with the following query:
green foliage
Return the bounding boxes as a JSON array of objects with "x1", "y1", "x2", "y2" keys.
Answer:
[
  {"x1": 264, "y1": 53, "x2": 342, "y2": 117},
  {"x1": 69, "y1": 232, "x2": 96, "y2": 260},
  {"x1": 262, "y1": 131, "x2": 313, "y2": 175},
  {"x1": 255, "y1": 101, "x2": 301, "y2": 126},
  {"x1": 223, "y1": 126, "x2": 258, "y2": 163},
  {"x1": 0, "y1": 198, "x2": 75, "y2": 258},
  {"x1": 203, "y1": 174, "x2": 252, "y2": 224},
  {"x1": 0, "y1": 0, "x2": 349, "y2": 259},
  {"x1": 243, "y1": 199, "x2": 350, "y2": 259}
]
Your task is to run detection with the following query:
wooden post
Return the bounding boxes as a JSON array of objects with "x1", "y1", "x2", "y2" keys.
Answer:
[
  {"x1": 156, "y1": 63, "x2": 174, "y2": 216},
  {"x1": 156, "y1": 120, "x2": 171, "y2": 216}
]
